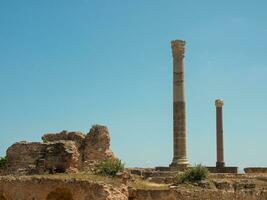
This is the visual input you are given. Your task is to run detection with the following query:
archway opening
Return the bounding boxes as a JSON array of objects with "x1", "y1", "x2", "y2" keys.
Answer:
[
  {"x1": 0, "y1": 193, "x2": 7, "y2": 200},
  {"x1": 46, "y1": 188, "x2": 73, "y2": 200}
]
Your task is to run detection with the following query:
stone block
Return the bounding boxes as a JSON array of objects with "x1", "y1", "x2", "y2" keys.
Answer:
[
  {"x1": 6, "y1": 142, "x2": 46, "y2": 172},
  {"x1": 244, "y1": 168, "x2": 267, "y2": 173},
  {"x1": 207, "y1": 166, "x2": 238, "y2": 174}
]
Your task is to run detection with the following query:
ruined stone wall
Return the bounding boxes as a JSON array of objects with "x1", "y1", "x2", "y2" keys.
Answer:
[
  {"x1": 0, "y1": 176, "x2": 128, "y2": 200},
  {"x1": 6, "y1": 142, "x2": 46, "y2": 172},
  {"x1": 43, "y1": 141, "x2": 79, "y2": 173},
  {"x1": 42, "y1": 131, "x2": 85, "y2": 148},
  {"x1": 245, "y1": 168, "x2": 267, "y2": 173},
  {"x1": 6, "y1": 141, "x2": 79, "y2": 174},
  {"x1": 0, "y1": 175, "x2": 267, "y2": 200},
  {"x1": 4, "y1": 125, "x2": 116, "y2": 174},
  {"x1": 206, "y1": 166, "x2": 238, "y2": 173},
  {"x1": 82, "y1": 125, "x2": 114, "y2": 162},
  {"x1": 128, "y1": 188, "x2": 267, "y2": 200}
]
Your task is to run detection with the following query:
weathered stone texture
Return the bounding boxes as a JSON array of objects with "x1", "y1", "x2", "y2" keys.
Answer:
[
  {"x1": 215, "y1": 99, "x2": 225, "y2": 168},
  {"x1": 5, "y1": 125, "x2": 115, "y2": 174},
  {"x1": 6, "y1": 141, "x2": 79, "y2": 174},
  {"x1": 82, "y1": 125, "x2": 115, "y2": 161},
  {"x1": 244, "y1": 167, "x2": 267, "y2": 173},
  {"x1": 206, "y1": 166, "x2": 238, "y2": 174},
  {"x1": 1, "y1": 173, "x2": 267, "y2": 200},
  {"x1": 6, "y1": 142, "x2": 46, "y2": 172},
  {"x1": 42, "y1": 131, "x2": 85, "y2": 148},
  {"x1": 129, "y1": 188, "x2": 267, "y2": 200},
  {"x1": 0, "y1": 176, "x2": 128, "y2": 200},
  {"x1": 44, "y1": 141, "x2": 79, "y2": 173},
  {"x1": 170, "y1": 39, "x2": 189, "y2": 170}
]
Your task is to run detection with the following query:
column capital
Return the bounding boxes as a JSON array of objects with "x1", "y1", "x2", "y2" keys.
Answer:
[
  {"x1": 215, "y1": 99, "x2": 224, "y2": 107},
  {"x1": 171, "y1": 40, "x2": 185, "y2": 59}
]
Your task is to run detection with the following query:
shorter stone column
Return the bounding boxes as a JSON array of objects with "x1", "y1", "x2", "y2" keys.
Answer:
[{"x1": 215, "y1": 99, "x2": 225, "y2": 168}]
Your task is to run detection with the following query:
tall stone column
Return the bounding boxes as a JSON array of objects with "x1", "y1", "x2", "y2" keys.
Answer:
[
  {"x1": 170, "y1": 40, "x2": 189, "y2": 170},
  {"x1": 215, "y1": 99, "x2": 225, "y2": 168}
]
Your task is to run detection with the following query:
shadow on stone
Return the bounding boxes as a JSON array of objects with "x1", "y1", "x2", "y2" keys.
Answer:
[
  {"x1": 46, "y1": 188, "x2": 73, "y2": 200},
  {"x1": 0, "y1": 193, "x2": 7, "y2": 200}
]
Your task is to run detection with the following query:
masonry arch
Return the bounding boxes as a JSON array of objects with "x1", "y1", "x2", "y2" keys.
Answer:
[
  {"x1": 0, "y1": 193, "x2": 7, "y2": 200},
  {"x1": 46, "y1": 188, "x2": 73, "y2": 200}
]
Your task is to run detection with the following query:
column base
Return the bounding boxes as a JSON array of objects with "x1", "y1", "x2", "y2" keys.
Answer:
[
  {"x1": 206, "y1": 166, "x2": 238, "y2": 174},
  {"x1": 169, "y1": 159, "x2": 189, "y2": 171},
  {"x1": 216, "y1": 162, "x2": 225, "y2": 168}
]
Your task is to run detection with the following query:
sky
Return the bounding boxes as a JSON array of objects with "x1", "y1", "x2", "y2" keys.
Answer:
[{"x1": 0, "y1": 0, "x2": 267, "y2": 170}]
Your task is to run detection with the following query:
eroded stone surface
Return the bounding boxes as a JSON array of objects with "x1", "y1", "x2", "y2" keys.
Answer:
[
  {"x1": 82, "y1": 125, "x2": 115, "y2": 162},
  {"x1": 1, "y1": 173, "x2": 267, "y2": 200},
  {"x1": 42, "y1": 131, "x2": 85, "y2": 148},
  {"x1": 4, "y1": 125, "x2": 115, "y2": 175},
  {"x1": 245, "y1": 168, "x2": 267, "y2": 173},
  {"x1": 170, "y1": 39, "x2": 189, "y2": 170},
  {"x1": 43, "y1": 141, "x2": 80, "y2": 173},
  {"x1": 6, "y1": 141, "x2": 80, "y2": 174},
  {"x1": 128, "y1": 188, "x2": 267, "y2": 200},
  {"x1": 0, "y1": 176, "x2": 128, "y2": 200},
  {"x1": 6, "y1": 142, "x2": 46, "y2": 173}
]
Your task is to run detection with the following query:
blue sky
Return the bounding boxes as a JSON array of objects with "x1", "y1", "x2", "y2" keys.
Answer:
[{"x1": 0, "y1": 0, "x2": 267, "y2": 170}]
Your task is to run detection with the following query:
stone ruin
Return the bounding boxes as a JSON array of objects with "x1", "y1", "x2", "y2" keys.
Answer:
[
  {"x1": 1, "y1": 40, "x2": 267, "y2": 200},
  {"x1": 4, "y1": 125, "x2": 115, "y2": 175}
]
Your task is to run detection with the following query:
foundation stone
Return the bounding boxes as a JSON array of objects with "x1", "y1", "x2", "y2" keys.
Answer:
[{"x1": 244, "y1": 168, "x2": 267, "y2": 173}]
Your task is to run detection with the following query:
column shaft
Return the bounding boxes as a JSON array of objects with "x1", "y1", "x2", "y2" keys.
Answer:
[
  {"x1": 215, "y1": 99, "x2": 225, "y2": 168},
  {"x1": 170, "y1": 40, "x2": 189, "y2": 170}
]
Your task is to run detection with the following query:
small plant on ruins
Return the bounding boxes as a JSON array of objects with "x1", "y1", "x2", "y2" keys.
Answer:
[
  {"x1": 96, "y1": 158, "x2": 124, "y2": 177},
  {"x1": 175, "y1": 164, "x2": 209, "y2": 184},
  {"x1": 0, "y1": 156, "x2": 7, "y2": 168}
]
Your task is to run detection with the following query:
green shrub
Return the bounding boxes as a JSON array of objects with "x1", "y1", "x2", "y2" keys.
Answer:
[
  {"x1": 0, "y1": 156, "x2": 7, "y2": 168},
  {"x1": 175, "y1": 164, "x2": 209, "y2": 184},
  {"x1": 96, "y1": 158, "x2": 124, "y2": 177}
]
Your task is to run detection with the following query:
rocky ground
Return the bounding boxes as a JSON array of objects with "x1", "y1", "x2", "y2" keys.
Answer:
[
  {"x1": 0, "y1": 172, "x2": 267, "y2": 200},
  {"x1": 1, "y1": 125, "x2": 266, "y2": 199}
]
